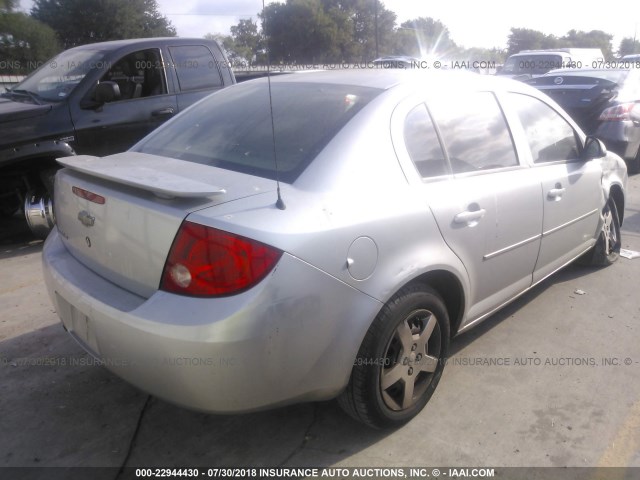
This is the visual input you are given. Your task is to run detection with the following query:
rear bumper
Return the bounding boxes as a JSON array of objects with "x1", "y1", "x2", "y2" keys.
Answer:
[
  {"x1": 596, "y1": 120, "x2": 640, "y2": 161},
  {"x1": 42, "y1": 229, "x2": 382, "y2": 413}
]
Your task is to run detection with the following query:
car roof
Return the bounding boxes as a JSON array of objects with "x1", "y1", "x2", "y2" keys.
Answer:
[
  {"x1": 263, "y1": 69, "x2": 523, "y2": 93},
  {"x1": 65, "y1": 37, "x2": 216, "y2": 53}
]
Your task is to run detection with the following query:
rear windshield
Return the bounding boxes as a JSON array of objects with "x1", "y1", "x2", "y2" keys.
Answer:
[
  {"x1": 133, "y1": 81, "x2": 381, "y2": 183},
  {"x1": 546, "y1": 69, "x2": 630, "y2": 83},
  {"x1": 501, "y1": 54, "x2": 564, "y2": 75}
]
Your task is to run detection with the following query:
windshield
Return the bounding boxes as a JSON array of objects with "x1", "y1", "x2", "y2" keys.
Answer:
[
  {"x1": 12, "y1": 48, "x2": 108, "y2": 102},
  {"x1": 501, "y1": 54, "x2": 565, "y2": 75},
  {"x1": 133, "y1": 81, "x2": 381, "y2": 183}
]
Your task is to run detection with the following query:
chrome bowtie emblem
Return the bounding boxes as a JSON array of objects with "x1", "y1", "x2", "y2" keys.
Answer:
[{"x1": 77, "y1": 210, "x2": 95, "y2": 227}]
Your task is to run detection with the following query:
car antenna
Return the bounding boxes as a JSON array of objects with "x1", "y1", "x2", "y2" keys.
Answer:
[{"x1": 263, "y1": 0, "x2": 286, "y2": 210}]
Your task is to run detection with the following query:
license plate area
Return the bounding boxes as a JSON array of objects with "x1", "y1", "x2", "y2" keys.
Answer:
[{"x1": 55, "y1": 292, "x2": 100, "y2": 357}]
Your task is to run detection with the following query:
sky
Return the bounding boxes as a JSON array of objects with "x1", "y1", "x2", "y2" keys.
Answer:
[{"x1": 19, "y1": 0, "x2": 640, "y2": 52}]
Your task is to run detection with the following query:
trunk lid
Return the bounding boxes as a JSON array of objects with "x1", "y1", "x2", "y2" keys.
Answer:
[
  {"x1": 526, "y1": 75, "x2": 619, "y2": 133},
  {"x1": 54, "y1": 152, "x2": 274, "y2": 298}
]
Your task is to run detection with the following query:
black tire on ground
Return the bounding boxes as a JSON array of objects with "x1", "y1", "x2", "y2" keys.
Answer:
[
  {"x1": 338, "y1": 284, "x2": 450, "y2": 429},
  {"x1": 583, "y1": 197, "x2": 621, "y2": 267}
]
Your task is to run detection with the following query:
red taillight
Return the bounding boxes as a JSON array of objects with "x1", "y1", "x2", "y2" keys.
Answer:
[
  {"x1": 72, "y1": 186, "x2": 106, "y2": 204},
  {"x1": 599, "y1": 103, "x2": 637, "y2": 121},
  {"x1": 160, "y1": 221, "x2": 282, "y2": 297}
]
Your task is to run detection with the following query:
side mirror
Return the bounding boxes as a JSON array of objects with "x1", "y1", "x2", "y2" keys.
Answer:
[
  {"x1": 582, "y1": 136, "x2": 607, "y2": 160},
  {"x1": 80, "y1": 81, "x2": 121, "y2": 110},
  {"x1": 95, "y1": 81, "x2": 121, "y2": 104}
]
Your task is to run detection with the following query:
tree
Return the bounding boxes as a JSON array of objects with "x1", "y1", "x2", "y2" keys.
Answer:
[
  {"x1": 618, "y1": 37, "x2": 640, "y2": 57},
  {"x1": 560, "y1": 29, "x2": 613, "y2": 59},
  {"x1": 261, "y1": 0, "x2": 340, "y2": 64},
  {"x1": 347, "y1": 0, "x2": 396, "y2": 60},
  {"x1": 393, "y1": 17, "x2": 456, "y2": 58},
  {"x1": 31, "y1": 0, "x2": 176, "y2": 49},
  {"x1": 0, "y1": 12, "x2": 60, "y2": 74},
  {"x1": 458, "y1": 47, "x2": 506, "y2": 63},
  {"x1": 261, "y1": 0, "x2": 396, "y2": 64},
  {"x1": 506, "y1": 28, "x2": 558, "y2": 56},
  {"x1": 0, "y1": 0, "x2": 18, "y2": 12},
  {"x1": 228, "y1": 19, "x2": 263, "y2": 64}
]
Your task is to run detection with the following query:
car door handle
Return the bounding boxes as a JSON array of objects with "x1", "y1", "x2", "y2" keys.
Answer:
[
  {"x1": 548, "y1": 188, "x2": 566, "y2": 199},
  {"x1": 454, "y1": 209, "x2": 486, "y2": 224},
  {"x1": 152, "y1": 107, "x2": 175, "y2": 117}
]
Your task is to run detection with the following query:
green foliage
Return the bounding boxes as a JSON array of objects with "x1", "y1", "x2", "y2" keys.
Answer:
[
  {"x1": 31, "y1": 0, "x2": 176, "y2": 49},
  {"x1": 507, "y1": 28, "x2": 558, "y2": 56},
  {"x1": 229, "y1": 19, "x2": 263, "y2": 63},
  {"x1": 458, "y1": 47, "x2": 506, "y2": 63},
  {"x1": 215, "y1": 5, "x2": 621, "y2": 65},
  {"x1": 0, "y1": 0, "x2": 18, "y2": 12},
  {"x1": 394, "y1": 17, "x2": 456, "y2": 58},
  {"x1": 560, "y1": 29, "x2": 613, "y2": 59},
  {"x1": 260, "y1": 0, "x2": 396, "y2": 63},
  {"x1": 0, "y1": 11, "x2": 60, "y2": 74},
  {"x1": 507, "y1": 27, "x2": 614, "y2": 59},
  {"x1": 618, "y1": 37, "x2": 640, "y2": 57}
]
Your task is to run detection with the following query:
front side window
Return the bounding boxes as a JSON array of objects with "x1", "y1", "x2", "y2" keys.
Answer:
[
  {"x1": 100, "y1": 49, "x2": 168, "y2": 101},
  {"x1": 508, "y1": 93, "x2": 580, "y2": 163},
  {"x1": 427, "y1": 92, "x2": 519, "y2": 174},
  {"x1": 403, "y1": 104, "x2": 449, "y2": 178}
]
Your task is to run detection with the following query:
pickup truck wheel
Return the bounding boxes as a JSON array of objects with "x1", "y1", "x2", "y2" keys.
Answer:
[
  {"x1": 0, "y1": 194, "x2": 20, "y2": 218},
  {"x1": 24, "y1": 191, "x2": 55, "y2": 239},
  {"x1": 338, "y1": 284, "x2": 449, "y2": 429}
]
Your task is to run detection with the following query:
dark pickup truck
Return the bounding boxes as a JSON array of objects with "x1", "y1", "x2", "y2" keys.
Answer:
[{"x1": 0, "y1": 37, "x2": 235, "y2": 237}]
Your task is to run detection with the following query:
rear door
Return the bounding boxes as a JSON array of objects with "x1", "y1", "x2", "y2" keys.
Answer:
[
  {"x1": 399, "y1": 92, "x2": 543, "y2": 325},
  {"x1": 504, "y1": 92, "x2": 603, "y2": 283},
  {"x1": 167, "y1": 44, "x2": 228, "y2": 111}
]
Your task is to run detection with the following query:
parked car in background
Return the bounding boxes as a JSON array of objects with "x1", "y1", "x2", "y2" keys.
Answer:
[
  {"x1": 0, "y1": 37, "x2": 235, "y2": 237},
  {"x1": 497, "y1": 48, "x2": 604, "y2": 80},
  {"x1": 43, "y1": 70, "x2": 626, "y2": 429},
  {"x1": 621, "y1": 54, "x2": 640, "y2": 62},
  {"x1": 372, "y1": 55, "x2": 419, "y2": 68},
  {"x1": 526, "y1": 68, "x2": 640, "y2": 172}
]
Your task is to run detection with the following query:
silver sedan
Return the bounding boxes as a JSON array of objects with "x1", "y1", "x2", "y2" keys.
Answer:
[{"x1": 42, "y1": 70, "x2": 627, "y2": 428}]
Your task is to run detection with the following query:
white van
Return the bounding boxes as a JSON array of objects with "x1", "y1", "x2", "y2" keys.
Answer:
[{"x1": 498, "y1": 48, "x2": 604, "y2": 79}]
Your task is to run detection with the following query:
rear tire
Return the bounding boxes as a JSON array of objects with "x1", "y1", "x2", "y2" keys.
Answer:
[{"x1": 338, "y1": 284, "x2": 449, "y2": 429}]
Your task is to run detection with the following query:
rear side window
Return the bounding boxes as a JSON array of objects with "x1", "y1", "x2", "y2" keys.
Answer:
[
  {"x1": 404, "y1": 104, "x2": 449, "y2": 178},
  {"x1": 508, "y1": 93, "x2": 580, "y2": 163},
  {"x1": 168, "y1": 45, "x2": 223, "y2": 91},
  {"x1": 134, "y1": 82, "x2": 381, "y2": 183},
  {"x1": 428, "y1": 92, "x2": 519, "y2": 174}
]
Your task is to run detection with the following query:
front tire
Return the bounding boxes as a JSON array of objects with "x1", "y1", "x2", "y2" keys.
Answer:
[
  {"x1": 584, "y1": 197, "x2": 621, "y2": 266},
  {"x1": 338, "y1": 284, "x2": 450, "y2": 429}
]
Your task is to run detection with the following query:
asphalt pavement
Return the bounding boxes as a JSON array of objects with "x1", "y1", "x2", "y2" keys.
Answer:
[{"x1": 1, "y1": 174, "x2": 639, "y2": 479}]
